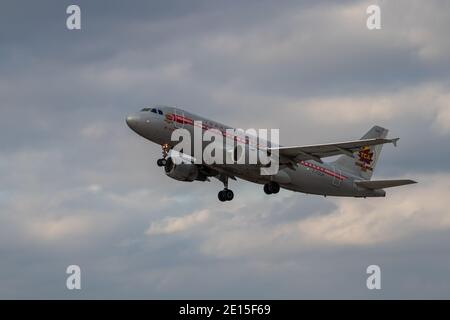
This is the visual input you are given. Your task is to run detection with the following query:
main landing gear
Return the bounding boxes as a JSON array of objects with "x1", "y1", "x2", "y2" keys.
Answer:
[
  {"x1": 218, "y1": 175, "x2": 234, "y2": 202},
  {"x1": 156, "y1": 143, "x2": 170, "y2": 167},
  {"x1": 218, "y1": 189, "x2": 234, "y2": 202},
  {"x1": 264, "y1": 181, "x2": 280, "y2": 195}
]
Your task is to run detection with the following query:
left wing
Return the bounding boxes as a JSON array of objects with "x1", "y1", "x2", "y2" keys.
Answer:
[
  {"x1": 268, "y1": 138, "x2": 399, "y2": 164},
  {"x1": 355, "y1": 179, "x2": 417, "y2": 190}
]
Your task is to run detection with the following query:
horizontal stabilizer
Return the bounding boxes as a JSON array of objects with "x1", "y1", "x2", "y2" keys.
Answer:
[{"x1": 355, "y1": 179, "x2": 417, "y2": 190}]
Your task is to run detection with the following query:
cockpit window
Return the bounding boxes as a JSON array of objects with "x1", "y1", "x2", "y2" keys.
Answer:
[{"x1": 140, "y1": 107, "x2": 163, "y2": 115}]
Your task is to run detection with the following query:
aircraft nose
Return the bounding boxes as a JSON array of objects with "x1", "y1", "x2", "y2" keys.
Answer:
[{"x1": 126, "y1": 114, "x2": 140, "y2": 129}]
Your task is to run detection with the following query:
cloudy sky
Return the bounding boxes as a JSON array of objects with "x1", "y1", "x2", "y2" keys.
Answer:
[{"x1": 1, "y1": 0, "x2": 450, "y2": 298}]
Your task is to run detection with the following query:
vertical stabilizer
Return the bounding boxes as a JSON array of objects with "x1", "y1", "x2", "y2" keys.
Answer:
[{"x1": 333, "y1": 125, "x2": 388, "y2": 180}]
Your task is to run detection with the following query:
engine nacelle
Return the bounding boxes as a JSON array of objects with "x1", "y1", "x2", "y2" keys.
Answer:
[{"x1": 164, "y1": 157, "x2": 200, "y2": 182}]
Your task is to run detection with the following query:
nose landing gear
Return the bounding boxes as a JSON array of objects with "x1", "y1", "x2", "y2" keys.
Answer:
[
  {"x1": 264, "y1": 182, "x2": 280, "y2": 195},
  {"x1": 157, "y1": 143, "x2": 171, "y2": 167},
  {"x1": 156, "y1": 158, "x2": 166, "y2": 167}
]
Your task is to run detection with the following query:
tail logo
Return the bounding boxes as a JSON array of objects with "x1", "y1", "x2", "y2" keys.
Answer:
[{"x1": 356, "y1": 146, "x2": 374, "y2": 172}]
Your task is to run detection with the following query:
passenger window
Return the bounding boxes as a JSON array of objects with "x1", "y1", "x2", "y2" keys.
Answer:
[{"x1": 140, "y1": 108, "x2": 150, "y2": 112}]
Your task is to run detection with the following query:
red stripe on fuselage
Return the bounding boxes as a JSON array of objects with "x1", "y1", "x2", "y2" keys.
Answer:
[{"x1": 300, "y1": 160, "x2": 347, "y2": 180}]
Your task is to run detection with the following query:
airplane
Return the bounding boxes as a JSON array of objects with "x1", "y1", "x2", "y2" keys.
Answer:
[{"x1": 126, "y1": 105, "x2": 417, "y2": 202}]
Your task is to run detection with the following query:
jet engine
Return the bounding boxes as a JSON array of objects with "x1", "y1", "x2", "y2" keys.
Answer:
[{"x1": 164, "y1": 156, "x2": 204, "y2": 182}]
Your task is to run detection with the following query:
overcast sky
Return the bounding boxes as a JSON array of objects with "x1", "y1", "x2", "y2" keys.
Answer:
[{"x1": 1, "y1": 0, "x2": 450, "y2": 298}]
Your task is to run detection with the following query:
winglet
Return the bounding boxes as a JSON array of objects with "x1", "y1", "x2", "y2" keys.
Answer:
[{"x1": 391, "y1": 138, "x2": 400, "y2": 147}]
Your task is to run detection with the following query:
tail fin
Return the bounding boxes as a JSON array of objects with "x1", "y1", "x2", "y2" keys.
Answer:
[{"x1": 333, "y1": 125, "x2": 388, "y2": 180}]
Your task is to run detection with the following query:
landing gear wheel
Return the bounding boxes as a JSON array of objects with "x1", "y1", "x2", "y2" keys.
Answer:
[
  {"x1": 218, "y1": 189, "x2": 234, "y2": 202},
  {"x1": 218, "y1": 190, "x2": 226, "y2": 202},
  {"x1": 270, "y1": 182, "x2": 280, "y2": 194},
  {"x1": 264, "y1": 182, "x2": 280, "y2": 195},
  {"x1": 157, "y1": 158, "x2": 167, "y2": 167},
  {"x1": 264, "y1": 183, "x2": 272, "y2": 194},
  {"x1": 225, "y1": 189, "x2": 234, "y2": 201}
]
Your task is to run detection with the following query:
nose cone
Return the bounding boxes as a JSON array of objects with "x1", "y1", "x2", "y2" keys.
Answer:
[{"x1": 126, "y1": 114, "x2": 140, "y2": 129}]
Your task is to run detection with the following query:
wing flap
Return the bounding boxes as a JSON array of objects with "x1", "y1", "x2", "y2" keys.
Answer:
[{"x1": 355, "y1": 179, "x2": 417, "y2": 190}]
